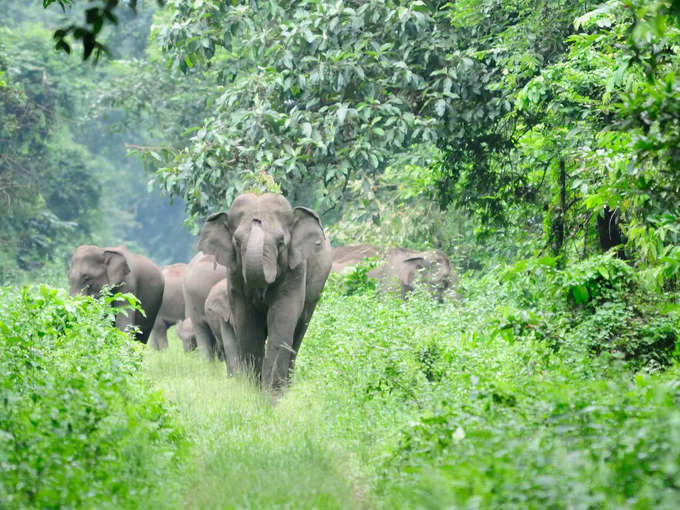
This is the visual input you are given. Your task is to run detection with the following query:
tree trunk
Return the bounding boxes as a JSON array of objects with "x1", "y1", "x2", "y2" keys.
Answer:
[
  {"x1": 597, "y1": 205, "x2": 625, "y2": 258},
  {"x1": 549, "y1": 159, "x2": 566, "y2": 257}
]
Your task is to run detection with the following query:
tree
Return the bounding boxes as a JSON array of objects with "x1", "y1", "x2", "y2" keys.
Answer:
[
  {"x1": 144, "y1": 0, "x2": 461, "y2": 220},
  {"x1": 42, "y1": 0, "x2": 165, "y2": 60}
]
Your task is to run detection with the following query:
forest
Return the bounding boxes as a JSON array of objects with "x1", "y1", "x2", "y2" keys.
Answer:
[{"x1": 2, "y1": 0, "x2": 680, "y2": 507}]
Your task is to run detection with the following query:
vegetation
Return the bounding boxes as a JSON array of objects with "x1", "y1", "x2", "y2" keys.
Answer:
[
  {"x1": 0, "y1": 286, "x2": 183, "y2": 509},
  {"x1": 2, "y1": 0, "x2": 680, "y2": 507},
  {"x1": 0, "y1": 1, "x2": 194, "y2": 284},
  {"x1": 145, "y1": 265, "x2": 680, "y2": 507}
]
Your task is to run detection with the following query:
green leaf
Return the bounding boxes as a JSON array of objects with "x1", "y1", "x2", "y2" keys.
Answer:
[
  {"x1": 435, "y1": 99, "x2": 446, "y2": 117},
  {"x1": 571, "y1": 285, "x2": 590, "y2": 304}
]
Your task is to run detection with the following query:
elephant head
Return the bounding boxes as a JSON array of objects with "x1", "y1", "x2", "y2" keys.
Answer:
[
  {"x1": 175, "y1": 318, "x2": 198, "y2": 352},
  {"x1": 370, "y1": 247, "x2": 455, "y2": 301},
  {"x1": 68, "y1": 245, "x2": 130, "y2": 297},
  {"x1": 197, "y1": 193, "x2": 326, "y2": 290}
]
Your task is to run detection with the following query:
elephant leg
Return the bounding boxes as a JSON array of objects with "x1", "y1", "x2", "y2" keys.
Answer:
[
  {"x1": 194, "y1": 320, "x2": 219, "y2": 361},
  {"x1": 114, "y1": 306, "x2": 135, "y2": 336},
  {"x1": 231, "y1": 299, "x2": 266, "y2": 379},
  {"x1": 136, "y1": 310, "x2": 154, "y2": 344},
  {"x1": 220, "y1": 319, "x2": 240, "y2": 375},
  {"x1": 216, "y1": 342, "x2": 225, "y2": 362},
  {"x1": 263, "y1": 298, "x2": 303, "y2": 390},
  {"x1": 149, "y1": 320, "x2": 169, "y2": 351},
  {"x1": 290, "y1": 303, "x2": 317, "y2": 367}
]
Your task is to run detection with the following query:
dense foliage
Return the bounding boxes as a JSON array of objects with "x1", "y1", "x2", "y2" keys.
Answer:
[
  {"x1": 0, "y1": 285, "x2": 183, "y2": 508},
  {"x1": 93, "y1": 0, "x2": 677, "y2": 277},
  {"x1": 131, "y1": 262, "x2": 680, "y2": 508},
  {"x1": 290, "y1": 262, "x2": 680, "y2": 507},
  {"x1": 0, "y1": 2, "x2": 195, "y2": 283}
]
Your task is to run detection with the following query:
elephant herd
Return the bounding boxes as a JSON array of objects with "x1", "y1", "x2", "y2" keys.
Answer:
[{"x1": 68, "y1": 193, "x2": 455, "y2": 392}]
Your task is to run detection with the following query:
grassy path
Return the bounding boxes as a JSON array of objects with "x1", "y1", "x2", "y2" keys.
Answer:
[{"x1": 144, "y1": 338, "x2": 361, "y2": 509}]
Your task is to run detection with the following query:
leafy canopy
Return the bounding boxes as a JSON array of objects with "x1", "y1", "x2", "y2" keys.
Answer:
[{"x1": 151, "y1": 0, "x2": 461, "y2": 218}]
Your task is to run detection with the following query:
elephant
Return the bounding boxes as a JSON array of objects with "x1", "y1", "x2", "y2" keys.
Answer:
[
  {"x1": 368, "y1": 247, "x2": 455, "y2": 302},
  {"x1": 197, "y1": 192, "x2": 332, "y2": 391},
  {"x1": 149, "y1": 263, "x2": 188, "y2": 351},
  {"x1": 68, "y1": 244, "x2": 164, "y2": 344},
  {"x1": 183, "y1": 251, "x2": 228, "y2": 360},
  {"x1": 330, "y1": 244, "x2": 380, "y2": 273},
  {"x1": 204, "y1": 279, "x2": 231, "y2": 361},
  {"x1": 175, "y1": 318, "x2": 198, "y2": 352}
]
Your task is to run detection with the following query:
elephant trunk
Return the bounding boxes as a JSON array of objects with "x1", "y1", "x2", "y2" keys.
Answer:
[{"x1": 244, "y1": 220, "x2": 278, "y2": 288}]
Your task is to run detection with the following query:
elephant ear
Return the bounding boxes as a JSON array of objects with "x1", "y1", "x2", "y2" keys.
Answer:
[
  {"x1": 197, "y1": 211, "x2": 235, "y2": 269},
  {"x1": 104, "y1": 249, "x2": 130, "y2": 289},
  {"x1": 402, "y1": 256, "x2": 426, "y2": 285},
  {"x1": 289, "y1": 206, "x2": 326, "y2": 270}
]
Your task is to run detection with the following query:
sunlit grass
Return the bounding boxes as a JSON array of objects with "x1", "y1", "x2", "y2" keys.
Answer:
[{"x1": 143, "y1": 334, "x2": 360, "y2": 509}]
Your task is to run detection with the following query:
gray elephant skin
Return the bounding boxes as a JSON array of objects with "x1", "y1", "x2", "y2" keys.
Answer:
[
  {"x1": 149, "y1": 263, "x2": 189, "y2": 351},
  {"x1": 204, "y1": 279, "x2": 230, "y2": 361},
  {"x1": 198, "y1": 192, "x2": 332, "y2": 390},
  {"x1": 330, "y1": 244, "x2": 379, "y2": 273},
  {"x1": 183, "y1": 251, "x2": 228, "y2": 360},
  {"x1": 68, "y1": 245, "x2": 164, "y2": 344},
  {"x1": 175, "y1": 318, "x2": 198, "y2": 352},
  {"x1": 368, "y1": 247, "x2": 455, "y2": 301}
]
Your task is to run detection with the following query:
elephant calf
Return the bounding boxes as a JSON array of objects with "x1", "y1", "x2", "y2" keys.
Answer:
[
  {"x1": 149, "y1": 263, "x2": 189, "y2": 350},
  {"x1": 68, "y1": 245, "x2": 164, "y2": 343},
  {"x1": 204, "y1": 279, "x2": 231, "y2": 362},
  {"x1": 183, "y1": 251, "x2": 228, "y2": 360},
  {"x1": 368, "y1": 247, "x2": 455, "y2": 302},
  {"x1": 175, "y1": 318, "x2": 198, "y2": 352},
  {"x1": 330, "y1": 244, "x2": 380, "y2": 273}
]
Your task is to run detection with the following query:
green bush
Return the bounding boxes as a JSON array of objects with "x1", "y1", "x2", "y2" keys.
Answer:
[
  {"x1": 560, "y1": 254, "x2": 637, "y2": 308},
  {"x1": 329, "y1": 257, "x2": 379, "y2": 297},
  {"x1": 0, "y1": 285, "x2": 184, "y2": 509},
  {"x1": 292, "y1": 259, "x2": 680, "y2": 508}
]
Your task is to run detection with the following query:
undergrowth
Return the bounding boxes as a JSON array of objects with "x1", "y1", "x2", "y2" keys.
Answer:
[
  {"x1": 4, "y1": 251, "x2": 680, "y2": 508},
  {"x1": 289, "y1": 256, "x2": 680, "y2": 508},
  {"x1": 0, "y1": 285, "x2": 184, "y2": 509}
]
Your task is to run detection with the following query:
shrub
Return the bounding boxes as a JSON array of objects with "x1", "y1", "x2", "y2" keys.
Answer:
[
  {"x1": 334, "y1": 257, "x2": 379, "y2": 296},
  {"x1": 0, "y1": 285, "x2": 183, "y2": 509},
  {"x1": 560, "y1": 254, "x2": 637, "y2": 308}
]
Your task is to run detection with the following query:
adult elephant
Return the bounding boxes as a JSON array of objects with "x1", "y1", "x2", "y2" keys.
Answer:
[
  {"x1": 183, "y1": 251, "x2": 227, "y2": 360},
  {"x1": 197, "y1": 192, "x2": 332, "y2": 390},
  {"x1": 368, "y1": 247, "x2": 455, "y2": 302},
  {"x1": 330, "y1": 244, "x2": 379, "y2": 273},
  {"x1": 149, "y1": 263, "x2": 188, "y2": 350},
  {"x1": 68, "y1": 245, "x2": 164, "y2": 344}
]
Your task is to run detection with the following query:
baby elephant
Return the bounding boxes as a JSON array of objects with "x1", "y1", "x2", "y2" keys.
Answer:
[
  {"x1": 68, "y1": 245, "x2": 164, "y2": 343},
  {"x1": 204, "y1": 279, "x2": 230, "y2": 364},
  {"x1": 368, "y1": 247, "x2": 455, "y2": 302},
  {"x1": 183, "y1": 251, "x2": 228, "y2": 360},
  {"x1": 175, "y1": 318, "x2": 198, "y2": 352}
]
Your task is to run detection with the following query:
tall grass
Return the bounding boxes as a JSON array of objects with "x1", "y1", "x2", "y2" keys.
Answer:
[
  {"x1": 144, "y1": 340, "x2": 359, "y2": 509},
  {"x1": 144, "y1": 261, "x2": 680, "y2": 508},
  {"x1": 6, "y1": 254, "x2": 678, "y2": 508}
]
